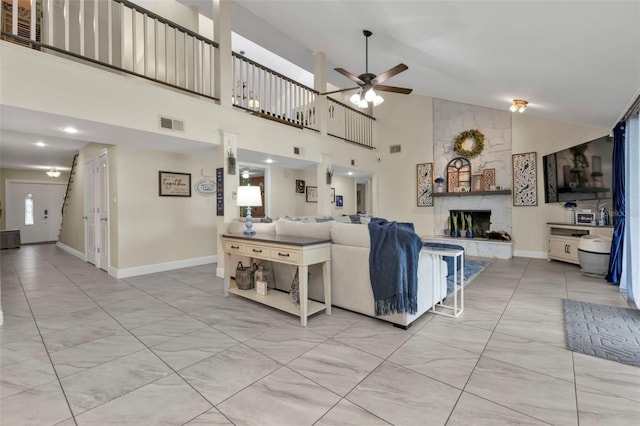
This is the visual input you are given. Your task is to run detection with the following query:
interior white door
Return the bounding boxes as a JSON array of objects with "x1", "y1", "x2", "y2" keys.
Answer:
[
  {"x1": 5, "y1": 182, "x2": 66, "y2": 244},
  {"x1": 97, "y1": 152, "x2": 109, "y2": 271},
  {"x1": 84, "y1": 160, "x2": 97, "y2": 265}
]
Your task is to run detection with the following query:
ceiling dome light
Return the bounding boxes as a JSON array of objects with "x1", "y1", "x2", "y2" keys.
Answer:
[
  {"x1": 349, "y1": 92, "x2": 361, "y2": 106},
  {"x1": 510, "y1": 99, "x2": 528, "y2": 113},
  {"x1": 46, "y1": 168, "x2": 61, "y2": 178}
]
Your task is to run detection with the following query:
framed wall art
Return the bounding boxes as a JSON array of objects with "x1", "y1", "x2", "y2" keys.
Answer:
[
  {"x1": 159, "y1": 171, "x2": 191, "y2": 197},
  {"x1": 336, "y1": 195, "x2": 343, "y2": 207},
  {"x1": 482, "y1": 168, "x2": 496, "y2": 191},
  {"x1": 295, "y1": 179, "x2": 305, "y2": 193},
  {"x1": 306, "y1": 186, "x2": 318, "y2": 202},
  {"x1": 417, "y1": 162, "x2": 434, "y2": 207},
  {"x1": 512, "y1": 152, "x2": 538, "y2": 206}
]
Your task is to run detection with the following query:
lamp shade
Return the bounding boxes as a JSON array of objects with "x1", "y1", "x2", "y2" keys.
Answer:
[{"x1": 237, "y1": 185, "x2": 262, "y2": 207}]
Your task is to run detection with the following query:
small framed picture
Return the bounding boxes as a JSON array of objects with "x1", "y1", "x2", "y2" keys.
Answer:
[
  {"x1": 336, "y1": 195, "x2": 343, "y2": 207},
  {"x1": 159, "y1": 171, "x2": 191, "y2": 197},
  {"x1": 306, "y1": 186, "x2": 318, "y2": 202},
  {"x1": 331, "y1": 188, "x2": 335, "y2": 203},
  {"x1": 295, "y1": 179, "x2": 305, "y2": 193},
  {"x1": 472, "y1": 174, "x2": 484, "y2": 191}
]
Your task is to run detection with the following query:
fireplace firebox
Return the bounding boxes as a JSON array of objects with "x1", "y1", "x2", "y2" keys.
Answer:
[{"x1": 449, "y1": 210, "x2": 491, "y2": 237}]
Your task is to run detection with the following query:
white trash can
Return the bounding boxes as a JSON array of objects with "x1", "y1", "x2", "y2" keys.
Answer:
[{"x1": 578, "y1": 235, "x2": 611, "y2": 278}]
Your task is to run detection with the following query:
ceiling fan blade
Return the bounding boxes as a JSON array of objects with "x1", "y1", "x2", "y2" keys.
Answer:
[
  {"x1": 371, "y1": 63, "x2": 408, "y2": 85},
  {"x1": 320, "y1": 86, "x2": 360, "y2": 95},
  {"x1": 334, "y1": 68, "x2": 365, "y2": 85},
  {"x1": 374, "y1": 85, "x2": 413, "y2": 95}
]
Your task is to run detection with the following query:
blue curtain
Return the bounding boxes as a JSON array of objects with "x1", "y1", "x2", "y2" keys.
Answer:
[{"x1": 606, "y1": 121, "x2": 625, "y2": 285}]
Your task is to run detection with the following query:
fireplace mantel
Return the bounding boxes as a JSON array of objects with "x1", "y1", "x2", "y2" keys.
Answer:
[{"x1": 434, "y1": 190, "x2": 512, "y2": 197}]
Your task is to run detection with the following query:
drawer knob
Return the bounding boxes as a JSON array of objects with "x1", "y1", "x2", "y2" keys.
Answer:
[{"x1": 278, "y1": 252, "x2": 290, "y2": 257}]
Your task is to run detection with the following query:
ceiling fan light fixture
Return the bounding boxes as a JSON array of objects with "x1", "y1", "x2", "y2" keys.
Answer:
[
  {"x1": 349, "y1": 92, "x2": 361, "y2": 105},
  {"x1": 357, "y1": 99, "x2": 369, "y2": 108},
  {"x1": 364, "y1": 88, "x2": 376, "y2": 102},
  {"x1": 510, "y1": 99, "x2": 528, "y2": 113},
  {"x1": 373, "y1": 95, "x2": 384, "y2": 106}
]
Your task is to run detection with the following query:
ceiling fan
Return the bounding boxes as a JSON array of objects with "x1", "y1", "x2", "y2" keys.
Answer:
[{"x1": 323, "y1": 30, "x2": 413, "y2": 107}]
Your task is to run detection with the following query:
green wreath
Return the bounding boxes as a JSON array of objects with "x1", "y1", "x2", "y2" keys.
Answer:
[{"x1": 453, "y1": 129, "x2": 485, "y2": 158}]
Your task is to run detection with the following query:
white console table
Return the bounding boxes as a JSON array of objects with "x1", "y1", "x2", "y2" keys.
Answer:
[
  {"x1": 220, "y1": 233, "x2": 331, "y2": 326},
  {"x1": 547, "y1": 222, "x2": 613, "y2": 265},
  {"x1": 422, "y1": 247, "x2": 465, "y2": 318}
]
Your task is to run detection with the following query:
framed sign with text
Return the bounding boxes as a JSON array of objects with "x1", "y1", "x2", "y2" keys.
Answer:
[{"x1": 159, "y1": 171, "x2": 191, "y2": 197}]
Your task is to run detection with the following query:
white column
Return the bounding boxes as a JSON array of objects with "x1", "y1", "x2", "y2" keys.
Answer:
[
  {"x1": 213, "y1": 0, "x2": 232, "y2": 106},
  {"x1": 317, "y1": 154, "x2": 332, "y2": 216},
  {"x1": 314, "y1": 51, "x2": 328, "y2": 136}
]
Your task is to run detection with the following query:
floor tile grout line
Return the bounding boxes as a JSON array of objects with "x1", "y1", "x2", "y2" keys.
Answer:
[
  {"x1": 46, "y1": 256, "x2": 236, "y2": 419},
  {"x1": 444, "y1": 259, "x2": 533, "y2": 425},
  {"x1": 8, "y1": 249, "x2": 79, "y2": 426}
]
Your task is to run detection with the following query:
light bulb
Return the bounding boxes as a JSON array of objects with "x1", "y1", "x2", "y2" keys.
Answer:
[
  {"x1": 518, "y1": 105, "x2": 526, "y2": 113},
  {"x1": 349, "y1": 93, "x2": 361, "y2": 105},
  {"x1": 364, "y1": 88, "x2": 376, "y2": 102},
  {"x1": 509, "y1": 104, "x2": 518, "y2": 112},
  {"x1": 373, "y1": 95, "x2": 384, "y2": 106},
  {"x1": 357, "y1": 99, "x2": 368, "y2": 108}
]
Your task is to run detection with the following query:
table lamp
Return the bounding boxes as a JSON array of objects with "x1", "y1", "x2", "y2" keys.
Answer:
[{"x1": 237, "y1": 185, "x2": 262, "y2": 236}]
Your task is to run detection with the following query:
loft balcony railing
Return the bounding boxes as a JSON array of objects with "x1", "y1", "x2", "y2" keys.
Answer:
[
  {"x1": 2, "y1": 0, "x2": 375, "y2": 148},
  {"x1": 1, "y1": 0, "x2": 219, "y2": 100},
  {"x1": 327, "y1": 97, "x2": 375, "y2": 148},
  {"x1": 232, "y1": 51, "x2": 319, "y2": 131}
]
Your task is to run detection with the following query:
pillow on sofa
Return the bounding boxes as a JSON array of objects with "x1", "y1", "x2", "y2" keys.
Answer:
[
  {"x1": 422, "y1": 242, "x2": 464, "y2": 277},
  {"x1": 330, "y1": 222, "x2": 370, "y2": 248},
  {"x1": 275, "y1": 218, "x2": 332, "y2": 239},
  {"x1": 334, "y1": 215, "x2": 352, "y2": 224}
]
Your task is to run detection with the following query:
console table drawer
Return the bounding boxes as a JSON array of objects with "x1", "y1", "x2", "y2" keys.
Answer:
[
  {"x1": 270, "y1": 248, "x2": 299, "y2": 262},
  {"x1": 224, "y1": 241, "x2": 246, "y2": 254},
  {"x1": 246, "y1": 244, "x2": 270, "y2": 257}
]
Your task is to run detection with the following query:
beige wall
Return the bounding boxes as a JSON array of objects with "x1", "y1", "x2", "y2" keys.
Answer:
[
  {"x1": 374, "y1": 92, "x2": 435, "y2": 236},
  {"x1": 0, "y1": 168, "x2": 70, "y2": 229},
  {"x1": 113, "y1": 145, "x2": 218, "y2": 269},
  {"x1": 512, "y1": 114, "x2": 609, "y2": 256}
]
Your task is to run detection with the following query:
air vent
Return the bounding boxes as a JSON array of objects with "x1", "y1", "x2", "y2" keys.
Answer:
[
  {"x1": 390, "y1": 144, "x2": 402, "y2": 154},
  {"x1": 159, "y1": 116, "x2": 184, "y2": 132},
  {"x1": 293, "y1": 147, "x2": 300, "y2": 155}
]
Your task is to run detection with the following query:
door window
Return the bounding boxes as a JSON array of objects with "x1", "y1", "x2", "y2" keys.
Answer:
[{"x1": 25, "y1": 193, "x2": 34, "y2": 225}]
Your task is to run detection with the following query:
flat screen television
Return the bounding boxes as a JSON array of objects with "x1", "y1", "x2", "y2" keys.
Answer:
[{"x1": 543, "y1": 135, "x2": 613, "y2": 203}]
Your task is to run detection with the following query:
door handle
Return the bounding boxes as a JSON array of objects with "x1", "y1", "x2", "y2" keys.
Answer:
[{"x1": 100, "y1": 218, "x2": 108, "y2": 222}]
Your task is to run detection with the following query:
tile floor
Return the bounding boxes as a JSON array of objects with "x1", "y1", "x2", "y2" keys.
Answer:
[{"x1": 1, "y1": 244, "x2": 639, "y2": 425}]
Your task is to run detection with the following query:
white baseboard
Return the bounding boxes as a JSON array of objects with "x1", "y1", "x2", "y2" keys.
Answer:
[
  {"x1": 110, "y1": 255, "x2": 218, "y2": 279},
  {"x1": 216, "y1": 266, "x2": 225, "y2": 279},
  {"x1": 514, "y1": 250, "x2": 548, "y2": 259},
  {"x1": 56, "y1": 242, "x2": 86, "y2": 261}
]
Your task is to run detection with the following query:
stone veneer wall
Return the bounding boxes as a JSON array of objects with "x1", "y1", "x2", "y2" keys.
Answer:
[{"x1": 433, "y1": 99, "x2": 512, "y2": 236}]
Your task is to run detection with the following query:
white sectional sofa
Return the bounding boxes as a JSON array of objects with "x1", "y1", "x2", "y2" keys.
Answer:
[{"x1": 226, "y1": 218, "x2": 448, "y2": 327}]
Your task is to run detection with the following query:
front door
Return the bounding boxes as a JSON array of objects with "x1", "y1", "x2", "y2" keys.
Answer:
[{"x1": 5, "y1": 181, "x2": 66, "y2": 244}]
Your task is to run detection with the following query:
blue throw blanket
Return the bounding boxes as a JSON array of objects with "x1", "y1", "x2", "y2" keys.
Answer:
[{"x1": 368, "y1": 218, "x2": 423, "y2": 316}]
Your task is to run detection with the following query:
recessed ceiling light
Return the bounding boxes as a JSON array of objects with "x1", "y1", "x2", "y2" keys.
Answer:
[
  {"x1": 35, "y1": 141, "x2": 46, "y2": 147},
  {"x1": 63, "y1": 126, "x2": 78, "y2": 134},
  {"x1": 348, "y1": 171, "x2": 354, "y2": 176},
  {"x1": 265, "y1": 158, "x2": 274, "y2": 164}
]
